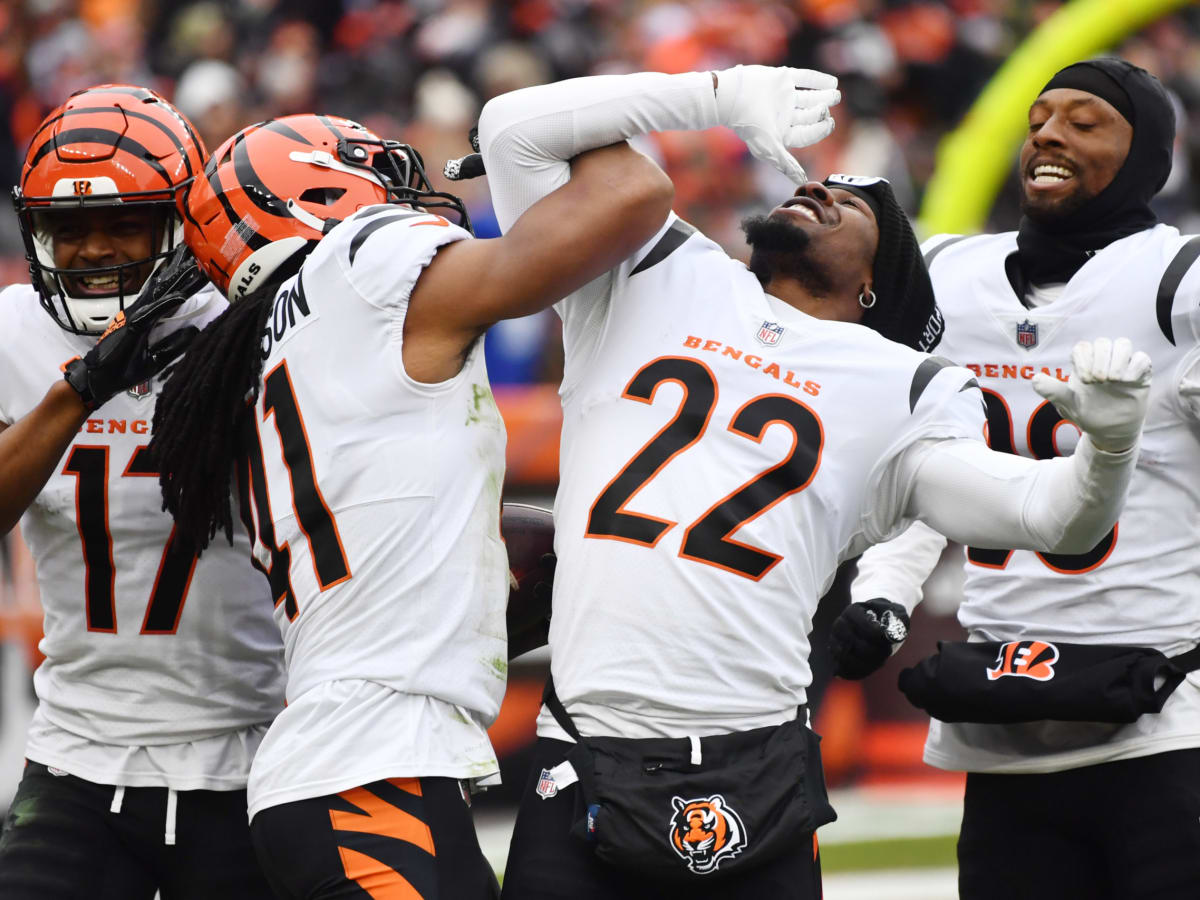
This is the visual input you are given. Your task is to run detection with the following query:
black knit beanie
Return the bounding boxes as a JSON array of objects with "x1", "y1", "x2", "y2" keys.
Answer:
[{"x1": 824, "y1": 174, "x2": 943, "y2": 352}]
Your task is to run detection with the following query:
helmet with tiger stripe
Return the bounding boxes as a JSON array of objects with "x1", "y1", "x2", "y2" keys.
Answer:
[
  {"x1": 183, "y1": 114, "x2": 472, "y2": 302},
  {"x1": 13, "y1": 84, "x2": 207, "y2": 334}
]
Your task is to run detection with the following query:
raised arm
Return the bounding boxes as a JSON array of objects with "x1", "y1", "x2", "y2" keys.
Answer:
[
  {"x1": 831, "y1": 338, "x2": 1150, "y2": 681},
  {"x1": 404, "y1": 141, "x2": 674, "y2": 380},
  {"x1": 908, "y1": 338, "x2": 1149, "y2": 552},
  {"x1": 478, "y1": 66, "x2": 840, "y2": 230},
  {"x1": 0, "y1": 258, "x2": 201, "y2": 532},
  {"x1": 407, "y1": 66, "x2": 839, "y2": 376}
]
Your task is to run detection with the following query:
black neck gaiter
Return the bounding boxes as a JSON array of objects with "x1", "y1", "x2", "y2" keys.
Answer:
[{"x1": 1015, "y1": 59, "x2": 1175, "y2": 287}]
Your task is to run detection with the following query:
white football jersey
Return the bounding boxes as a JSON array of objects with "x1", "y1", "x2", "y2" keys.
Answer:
[
  {"x1": 920, "y1": 225, "x2": 1200, "y2": 773},
  {"x1": 240, "y1": 207, "x2": 508, "y2": 814},
  {"x1": 540, "y1": 215, "x2": 984, "y2": 740},
  {"x1": 0, "y1": 282, "x2": 285, "y2": 788}
]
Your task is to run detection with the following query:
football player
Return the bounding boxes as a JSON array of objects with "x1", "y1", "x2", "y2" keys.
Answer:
[
  {"x1": 0, "y1": 85, "x2": 285, "y2": 899},
  {"x1": 145, "y1": 102, "x2": 754, "y2": 898},
  {"x1": 473, "y1": 66, "x2": 1154, "y2": 898},
  {"x1": 838, "y1": 59, "x2": 1200, "y2": 899}
]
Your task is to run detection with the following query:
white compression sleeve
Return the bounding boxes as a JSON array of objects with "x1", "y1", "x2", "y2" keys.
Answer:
[
  {"x1": 478, "y1": 72, "x2": 718, "y2": 231},
  {"x1": 850, "y1": 521, "x2": 948, "y2": 614},
  {"x1": 904, "y1": 436, "x2": 1137, "y2": 553}
]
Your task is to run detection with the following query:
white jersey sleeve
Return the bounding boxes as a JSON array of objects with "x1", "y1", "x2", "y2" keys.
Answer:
[
  {"x1": 850, "y1": 520, "x2": 948, "y2": 613},
  {"x1": 240, "y1": 208, "x2": 508, "y2": 812},
  {"x1": 858, "y1": 358, "x2": 986, "y2": 546},
  {"x1": 478, "y1": 71, "x2": 718, "y2": 231},
  {"x1": 331, "y1": 206, "x2": 466, "y2": 311}
]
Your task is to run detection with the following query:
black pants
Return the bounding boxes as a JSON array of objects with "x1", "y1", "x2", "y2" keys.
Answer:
[
  {"x1": 251, "y1": 775, "x2": 499, "y2": 900},
  {"x1": 0, "y1": 761, "x2": 270, "y2": 900},
  {"x1": 959, "y1": 748, "x2": 1200, "y2": 900},
  {"x1": 501, "y1": 738, "x2": 822, "y2": 900}
]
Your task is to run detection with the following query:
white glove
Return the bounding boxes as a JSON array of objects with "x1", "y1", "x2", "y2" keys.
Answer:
[
  {"x1": 713, "y1": 65, "x2": 840, "y2": 184},
  {"x1": 1031, "y1": 338, "x2": 1152, "y2": 453}
]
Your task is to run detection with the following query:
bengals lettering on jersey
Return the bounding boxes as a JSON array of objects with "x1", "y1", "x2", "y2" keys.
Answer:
[
  {"x1": 919, "y1": 226, "x2": 1200, "y2": 775},
  {"x1": 0, "y1": 282, "x2": 285, "y2": 790},
  {"x1": 540, "y1": 214, "x2": 984, "y2": 743}
]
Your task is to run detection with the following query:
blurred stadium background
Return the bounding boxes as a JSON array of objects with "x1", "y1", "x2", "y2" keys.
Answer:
[{"x1": 1, "y1": 1, "x2": 1199, "y2": 895}]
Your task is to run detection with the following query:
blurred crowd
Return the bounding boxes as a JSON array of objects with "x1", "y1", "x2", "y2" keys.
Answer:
[{"x1": 2, "y1": 0, "x2": 1200, "y2": 383}]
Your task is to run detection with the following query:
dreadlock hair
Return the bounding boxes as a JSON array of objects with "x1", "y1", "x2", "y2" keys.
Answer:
[{"x1": 150, "y1": 283, "x2": 279, "y2": 554}]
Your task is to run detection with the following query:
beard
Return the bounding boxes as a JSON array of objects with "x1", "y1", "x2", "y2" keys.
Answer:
[
  {"x1": 741, "y1": 213, "x2": 836, "y2": 296},
  {"x1": 1019, "y1": 180, "x2": 1096, "y2": 225}
]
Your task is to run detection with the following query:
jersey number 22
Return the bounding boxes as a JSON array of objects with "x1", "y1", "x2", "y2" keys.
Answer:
[{"x1": 586, "y1": 356, "x2": 823, "y2": 580}]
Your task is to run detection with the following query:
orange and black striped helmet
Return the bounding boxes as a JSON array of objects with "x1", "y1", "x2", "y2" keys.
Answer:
[
  {"x1": 184, "y1": 114, "x2": 471, "y2": 301},
  {"x1": 13, "y1": 84, "x2": 207, "y2": 334}
]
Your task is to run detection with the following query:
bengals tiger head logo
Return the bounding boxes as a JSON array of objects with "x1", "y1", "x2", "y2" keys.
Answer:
[
  {"x1": 987, "y1": 640, "x2": 1059, "y2": 681},
  {"x1": 668, "y1": 794, "x2": 747, "y2": 875}
]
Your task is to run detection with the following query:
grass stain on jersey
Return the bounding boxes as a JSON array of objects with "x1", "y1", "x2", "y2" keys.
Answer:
[
  {"x1": 487, "y1": 655, "x2": 508, "y2": 679},
  {"x1": 466, "y1": 383, "x2": 497, "y2": 426},
  {"x1": 467, "y1": 758, "x2": 498, "y2": 777}
]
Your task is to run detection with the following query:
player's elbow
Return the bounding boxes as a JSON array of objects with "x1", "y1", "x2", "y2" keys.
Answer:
[
  {"x1": 476, "y1": 92, "x2": 526, "y2": 157},
  {"x1": 627, "y1": 160, "x2": 675, "y2": 227},
  {"x1": 1047, "y1": 521, "x2": 1115, "y2": 555},
  {"x1": 602, "y1": 152, "x2": 674, "y2": 246},
  {"x1": 564, "y1": 143, "x2": 674, "y2": 264}
]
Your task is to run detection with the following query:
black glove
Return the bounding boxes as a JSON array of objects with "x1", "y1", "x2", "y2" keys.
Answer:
[
  {"x1": 829, "y1": 598, "x2": 911, "y2": 680},
  {"x1": 443, "y1": 124, "x2": 486, "y2": 181},
  {"x1": 63, "y1": 245, "x2": 208, "y2": 410}
]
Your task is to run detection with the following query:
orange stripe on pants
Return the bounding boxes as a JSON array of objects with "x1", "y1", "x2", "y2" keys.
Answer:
[
  {"x1": 388, "y1": 778, "x2": 423, "y2": 796},
  {"x1": 335, "y1": 846, "x2": 425, "y2": 900},
  {"x1": 330, "y1": 783, "x2": 435, "y2": 855}
]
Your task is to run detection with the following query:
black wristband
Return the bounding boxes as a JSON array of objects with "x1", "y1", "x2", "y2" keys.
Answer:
[{"x1": 62, "y1": 357, "x2": 97, "y2": 410}]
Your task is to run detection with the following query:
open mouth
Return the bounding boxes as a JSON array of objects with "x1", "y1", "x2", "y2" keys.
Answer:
[
  {"x1": 66, "y1": 272, "x2": 124, "y2": 297},
  {"x1": 1027, "y1": 163, "x2": 1075, "y2": 190},
  {"x1": 779, "y1": 196, "x2": 827, "y2": 225}
]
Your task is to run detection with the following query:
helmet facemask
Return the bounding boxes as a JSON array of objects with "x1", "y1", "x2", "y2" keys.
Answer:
[
  {"x1": 15, "y1": 84, "x2": 207, "y2": 336},
  {"x1": 336, "y1": 135, "x2": 473, "y2": 234},
  {"x1": 14, "y1": 188, "x2": 181, "y2": 335}
]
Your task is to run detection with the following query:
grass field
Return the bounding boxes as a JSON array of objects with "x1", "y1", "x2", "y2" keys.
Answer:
[{"x1": 822, "y1": 833, "x2": 957, "y2": 873}]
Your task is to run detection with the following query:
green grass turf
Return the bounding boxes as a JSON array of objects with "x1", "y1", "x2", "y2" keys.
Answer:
[{"x1": 820, "y1": 833, "x2": 958, "y2": 873}]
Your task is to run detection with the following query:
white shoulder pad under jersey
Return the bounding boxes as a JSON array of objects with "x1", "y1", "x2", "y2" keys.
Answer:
[
  {"x1": 923, "y1": 225, "x2": 1200, "y2": 650},
  {"x1": 549, "y1": 215, "x2": 984, "y2": 730},
  {"x1": 240, "y1": 206, "x2": 509, "y2": 721},
  {"x1": 0, "y1": 282, "x2": 285, "y2": 747}
]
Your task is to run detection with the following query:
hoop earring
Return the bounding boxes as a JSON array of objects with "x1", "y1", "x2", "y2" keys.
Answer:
[{"x1": 858, "y1": 290, "x2": 877, "y2": 309}]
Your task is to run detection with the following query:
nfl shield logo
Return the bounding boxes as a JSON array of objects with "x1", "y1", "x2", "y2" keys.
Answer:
[
  {"x1": 1015, "y1": 320, "x2": 1038, "y2": 350},
  {"x1": 127, "y1": 380, "x2": 152, "y2": 400},
  {"x1": 535, "y1": 768, "x2": 558, "y2": 800},
  {"x1": 756, "y1": 321, "x2": 784, "y2": 345}
]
